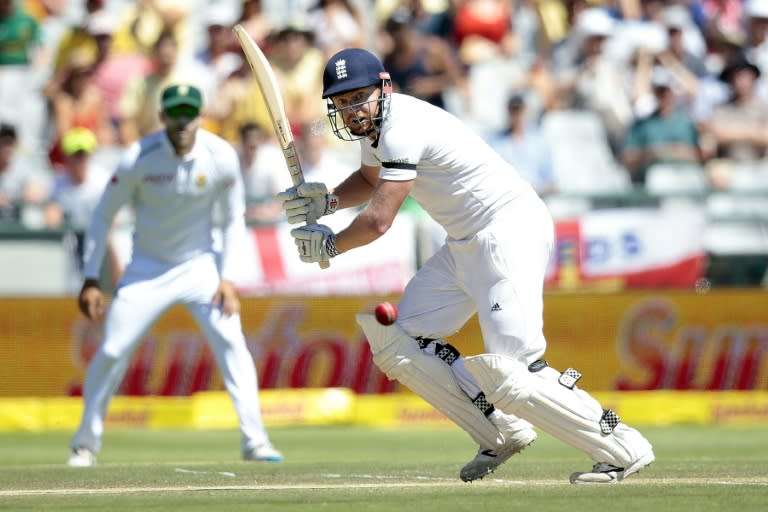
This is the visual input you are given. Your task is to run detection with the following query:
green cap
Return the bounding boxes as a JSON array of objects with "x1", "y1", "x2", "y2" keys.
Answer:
[
  {"x1": 161, "y1": 84, "x2": 203, "y2": 112},
  {"x1": 62, "y1": 127, "x2": 97, "y2": 155}
]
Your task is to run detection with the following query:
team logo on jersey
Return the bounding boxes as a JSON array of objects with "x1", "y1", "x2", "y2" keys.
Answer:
[
  {"x1": 335, "y1": 59, "x2": 347, "y2": 80},
  {"x1": 196, "y1": 175, "x2": 207, "y2": 188}
]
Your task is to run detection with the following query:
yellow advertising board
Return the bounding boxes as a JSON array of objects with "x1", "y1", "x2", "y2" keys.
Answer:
[{"x1": 0, "y1": 291, "x2": 766, "y2": 398}]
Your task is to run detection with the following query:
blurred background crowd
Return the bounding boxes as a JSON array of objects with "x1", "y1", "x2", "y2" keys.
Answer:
[{"x1": 1, "y1": 0, "x2": 767, "y2": 287}]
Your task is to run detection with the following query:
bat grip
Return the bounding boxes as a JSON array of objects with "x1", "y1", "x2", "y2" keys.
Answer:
[{"x1": 305, "y1": 211, "x2": 330, "y2": 270}]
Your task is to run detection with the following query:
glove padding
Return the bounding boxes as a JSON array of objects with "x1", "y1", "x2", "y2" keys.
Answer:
[
  {"x1": 290, "y1": 224, "x2": 339, "y2": 263},
  {"x1": 277, "y1": 182, "x2": 339, "y2": 224}
]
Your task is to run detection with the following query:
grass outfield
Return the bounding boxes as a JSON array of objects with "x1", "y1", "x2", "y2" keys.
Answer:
[{"x1": 0, "y1": 425, "x2": 766, "y2": 511}]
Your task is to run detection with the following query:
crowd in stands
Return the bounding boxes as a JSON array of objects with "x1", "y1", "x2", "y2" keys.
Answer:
[{"x1": 1, "y1": 0, "x2": 767, "y2": 285}]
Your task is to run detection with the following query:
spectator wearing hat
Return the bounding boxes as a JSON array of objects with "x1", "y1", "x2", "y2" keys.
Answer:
[
  {"x1": 552, "y1": 7, "x2": 633, "y2": 154},
  {"x1": 193, "y1": 4, "x2": 243, "y2": 130},
  {"x1": 46, "y1": 127, "x2": 110, "y2": 231},
  {"x1": 44, "y1": 127, "x2": 120, "y2": 290},
  {"x1": 699, "y1": 53, "x2": 768, "y2": 163}
]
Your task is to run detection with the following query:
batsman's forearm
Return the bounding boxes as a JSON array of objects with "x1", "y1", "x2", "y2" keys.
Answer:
[
  {"x1": 331, "y1": 169, "x2": 375, "y2": 209},
  {"x1": 335, "y1": 209, "x2": 392, "y2": 253}
]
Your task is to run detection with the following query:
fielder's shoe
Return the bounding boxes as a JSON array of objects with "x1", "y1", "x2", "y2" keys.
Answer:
[
  {"x1": 242, "y1": 444, "x2": 284, "y2": 463},
  {"x1": 460, "y1": 428, "x2": 537, "y2": 482},
  {"x1": 67, "y1": 447, "x2": 96, "y2": 467},
  {"x1": 569, "y1": 450, "x2": 655, "y2": 484}
]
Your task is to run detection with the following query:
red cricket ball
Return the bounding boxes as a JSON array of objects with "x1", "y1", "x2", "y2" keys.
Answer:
[{"x1": 374, "y1": 302, "x2": 398, "y2": 326}]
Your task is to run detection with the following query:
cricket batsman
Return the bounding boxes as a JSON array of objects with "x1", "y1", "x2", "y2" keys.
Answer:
[{"x1": 278, "y1": 48, "x2": 655, "y2": 483}]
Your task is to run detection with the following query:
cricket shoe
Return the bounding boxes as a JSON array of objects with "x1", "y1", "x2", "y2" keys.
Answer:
[
  {"x1": 242, "y1": 444, "x2": 284, "y2": 463},
  {"x1": 67, "y1": 447, "x2": 96, "y2": 467},
  {"x1": 460, "y1": 428, "x2": 537, "y2": 482},
  {"x1": 569, "y1": 450, "x2": 655, "y2": 484}
]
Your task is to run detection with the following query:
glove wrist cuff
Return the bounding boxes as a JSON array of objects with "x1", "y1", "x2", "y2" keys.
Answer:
[
  {"x1": 325, "y1": 233, "x2": 341, "y2": 258},
  {"x1": 325, "y1": 194, "x2": 339, "y2": 215}
]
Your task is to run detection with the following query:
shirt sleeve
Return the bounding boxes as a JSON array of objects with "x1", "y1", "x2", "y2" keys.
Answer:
[
  {"x1": 215, "y1": 143, "x2": 248, "y2": 282},
  {"x1": 82, "y1": 146, "x2": 139, "y2": 279},
  {"x1": 377, "y1": 129, "x2": 420, "y2": 181}
]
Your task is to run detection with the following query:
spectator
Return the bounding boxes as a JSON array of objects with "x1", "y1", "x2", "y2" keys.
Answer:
[
  {"x1": 451, "y1": 0, "x2": 512, "y2": 49},
  {"x1": 552, "y1": 7, "x2": 633, "y2": 155},
  {"x1": 744, "y1": 0, "x2": 768, "y2": 99},
  {"x1": 43, "y1": 127, "x2": 120, "y2": 291},
  {"x1": 660, "y1": 5, "x2": 708, "y2": 79},
  {"x1": 48, "y1": 50, "x2": 115, "y2": 168},
  {"x1": 49, "y1": 0, "x2": 106, "y2": 80},
  {"x1": 307, "y1": 0, "x2": 366, "y2": 57},
  {"x1": 237, "y1": 122, "x2": 289, "y2": 224},
  {"x1": 269, "y1": 22, "x2": 326, "y2": 133},
  {"x1": 86, "y1": 11, "x2": 153, "y2": 138},
  {"x1": 700, "y1": 53, "x2": 768, "y2": 163},
  {"x1": 237, "y1": 0, "x2": 274, "y2": 49},
  {"x1": 0, "y1": 122, "x2": 51, "y2": 227},
  {"x1": 193, "y1": 4, "x2": 242, "y2": 132},
  {"x1": 489, "y1": 93, "x2": 555, "y2": 194},
  {"x1": 110, "y1": 0, "x2": 189, "y2": 57},
  {"x1": 399, "y1": 0, "x2": 454, "y2": 39},
  {"x1": 622, "y1": 67, "x2": 702, "y2": 185},
  {"x1": 0, "y1": 0, "x2": 42, "y2": 66},
  {"x1": 207, "y1": 52, "x2": 273, "y2": 144},
  {"x1": 45, "y1": 127, "x2": 110, "y2": 232},
  {"x1": 381, "y1": 7, "x2": 463, "y2": 111},
  {"x1": 119, "y1": 30, "x2": 204, "y2": 144}
]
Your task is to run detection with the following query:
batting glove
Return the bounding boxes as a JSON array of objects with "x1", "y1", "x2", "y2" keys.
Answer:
[
  {"x1": 277, "y1": 182, "x2": 339, "y2": 224},
  {"x1": 290, "y1": 224, "x2": 340, "y2": 263}
]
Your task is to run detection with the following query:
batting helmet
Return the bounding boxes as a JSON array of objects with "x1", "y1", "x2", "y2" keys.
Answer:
[{"x1": 322, "y1": 48, "x2": 388, "y2": 99}]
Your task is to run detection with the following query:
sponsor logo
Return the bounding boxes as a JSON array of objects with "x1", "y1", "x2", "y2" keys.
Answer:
[{"x1": 143, "y1": 174, "x2": 174, "y2": 184}]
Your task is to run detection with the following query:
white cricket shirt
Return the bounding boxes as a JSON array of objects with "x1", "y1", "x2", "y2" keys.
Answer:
[
  {"x1": 360, "y1": 93, "x2": 533, "y2": 240},
  {"x1": 82, "y1": 129, "x2": 246, "y2": 281}
]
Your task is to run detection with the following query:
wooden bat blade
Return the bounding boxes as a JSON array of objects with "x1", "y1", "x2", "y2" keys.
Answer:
[
  {"x1": 233, "y1": 24, "x2": 330, "y2": 270},
  {"x1": 233, "y1": 24, "x2": 305, "y2": 188}
]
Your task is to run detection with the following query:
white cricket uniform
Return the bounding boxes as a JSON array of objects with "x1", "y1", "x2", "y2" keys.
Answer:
[
  {"x1": 357, "y1": 94, "x2": 654, "y2": 477},
  {"x1": 361, "y1": 93, "x2": 554, "y2": 363},
  {"x1": 71, "y1": 129, "x2": 272, "y2": 454}
]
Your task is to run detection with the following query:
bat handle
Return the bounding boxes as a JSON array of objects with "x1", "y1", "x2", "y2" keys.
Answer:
[{"x1": 305, "y1": 212, "x2": 330, "y2": 270}]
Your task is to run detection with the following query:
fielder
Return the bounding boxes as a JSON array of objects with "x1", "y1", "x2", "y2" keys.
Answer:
[
  {"x1": 68, "y1": 84, "x2": 282, "y2": 467},
  {"x1": 278, "y1": 48, "x2": 654, "y2": 483}
]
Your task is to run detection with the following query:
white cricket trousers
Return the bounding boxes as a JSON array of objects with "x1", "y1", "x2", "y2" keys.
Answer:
[
  {"x1": 398, "y1": 189, "x2": 554, "y2": 399},
  {"x1": 399, "y1": 189, "x2": 553, "y2": 360},
  {"x1": 70, "y1": 252, "x2": 270, "y2": 453}
]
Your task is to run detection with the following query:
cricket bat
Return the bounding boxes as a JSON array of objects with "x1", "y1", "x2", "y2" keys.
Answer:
[{"x1": 233, "y1": 24, "x2": 330, "y2": 269}]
